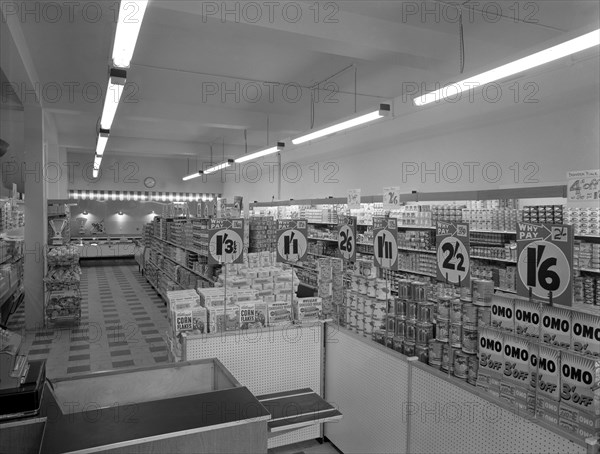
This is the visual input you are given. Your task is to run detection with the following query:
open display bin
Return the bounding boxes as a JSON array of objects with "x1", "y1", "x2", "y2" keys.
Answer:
[{"x1": 39, "y1": 358, "x2": 271, "y2": 454}]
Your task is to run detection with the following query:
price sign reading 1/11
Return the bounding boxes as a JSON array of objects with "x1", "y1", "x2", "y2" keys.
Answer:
[
  {"x1": 373, "y1": 217, "x2": 398, "y2": 270},
  {"x1": 338, "y1": 215, "x2": 357, "y2": 262},
  {"x1": 516, "y1": 223, "x2": 573, "y2": 306},
  {"x1": 208, "y1": 219, "x2": 244, "y2": 265},
  {"x1": 436, "y1": 222, "x2": 470, "y2": 286},
  {"x1": 276, "y1": 219, "x2": 308, "y2": 263}
]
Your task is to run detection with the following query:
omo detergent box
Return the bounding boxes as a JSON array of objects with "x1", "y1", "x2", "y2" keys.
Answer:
[
  {"x1": 502, "y1": 333, "x2": 531, "y2": 385},
  {"x1": 294, "y1": 297, "x2": 323, "y2": 324},
  {"x1": 491, "y1": 295, "x2": 514, "y2": 332},
  {"x1": 514, "y1": 299, "x2": 541, "y2": 340},
  {"x1": 541, "y1": 306, "x2": 572, "y2": 350},
  {"x1": 560, "y1": 351, "x2": 600, "y2": 415},
  {"x1": 571, "y1": 311, "x2": 600, "y2": 358},
  {"x1": 529, "y1": 344, "x2": 561, "y2": 401},
  {"x1": 478, "y1": 327, "x2": 504, "y2": 378}
]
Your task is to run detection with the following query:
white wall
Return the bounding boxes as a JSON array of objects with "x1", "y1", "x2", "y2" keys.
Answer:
[
  {"x1": 222, "y1": 59, "x2": 600, "y2": 202},
  {"x1": 66, "y1": 151, "x2": 224, "y2": 195}
]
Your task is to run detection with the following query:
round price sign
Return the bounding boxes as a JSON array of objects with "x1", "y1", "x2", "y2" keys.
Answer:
[
  {"x1": 277, "y1": 229, "x2": 307, "y2": 263},
  {"x1": 338, "y1": 224, "x2": 355, "y2": 261},
  {"x1": 517, "y1": 240, "x2": 570, "y2": 300},
  {"x1": 373, "y1": 229, "x2": 398, "y2": 269},
  {"x1": 437, "y1": 237, "x2": 470, "y2": 284},
  {"x1": 209, "y1": 229, "x2": 243, "y2": 264}
]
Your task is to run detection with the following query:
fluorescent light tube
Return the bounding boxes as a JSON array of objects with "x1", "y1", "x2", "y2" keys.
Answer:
[
  {"x1": 292, "y1": 104, "x2": 390, "y2": 145},
  {"x1": 96, "y1": 129, "x2": 110, "y2": 156},
  {"x1": 235, "y1": 142, "x2": 285, "y2": 163},
  {"x1": 93, "y1": 154, "x2": 102, "y2": 178},
  {"x1": 112, "y1": 0, "x2": 149, "y2": 68},
  {"x1": 414, "y1": 29, "x2": 600, "y2": 106},
  {"x1": 182, "y1": 171, "x2": 203, "y2": 181},
  {"x1": 204, "y1": 159, "x2": 234, "y2": 174},
  {"x1": 100, "y1": 69, "x2": 127, "y2": 130}
]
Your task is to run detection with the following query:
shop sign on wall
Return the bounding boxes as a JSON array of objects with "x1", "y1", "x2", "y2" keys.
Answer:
[
  {"x1": 516, "y1": 222, "x2": 573, "y2": 306},
  {"x1": 276, "y1": 219, "x2": 308, "y2": 263},
  {"x1": 208, "y1": 218, "x2": 244, "y2": 264},
  {"x1": 567, "y1": 169, "x2": 599, "y2": 202}
]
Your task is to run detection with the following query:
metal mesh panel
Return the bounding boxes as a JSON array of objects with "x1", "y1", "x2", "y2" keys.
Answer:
[
  {"x1": 325, "y1": 327, "x2": 410, "y2": 454},
  {"x1": 410, "y1": 367, "x2": 585, "y2": 454},
  {"x1": 184, "y1": 324, "x2": 322, "y2": 448}
]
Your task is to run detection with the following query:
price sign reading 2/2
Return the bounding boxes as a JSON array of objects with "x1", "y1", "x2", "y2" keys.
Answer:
[
  {"x1": 436, "y1": 222, "x2": 470, "y2": 286},
  {"x1": 373, "y1": 217, "x2": 398, "y2": 270},
  {"x1": 276, "y1": 219, "x2": 308, "y2": 263},
  {"x1": 338, "y1": 216, "x2": 357, "y2": 262},
  {"x1": 208, "y1": 219, "x2": 244, "y2": 265},
  {"x1": 516, "y1": 223, "x2": 573, "y2": 306}
]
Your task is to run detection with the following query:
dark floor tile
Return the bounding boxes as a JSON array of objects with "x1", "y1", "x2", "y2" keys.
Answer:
[
  {"x1": 69, "y1": 354, "x2": 91, "y2": 361},
  {"x1": 108, "y1": 341, "x2": 128, "y2": 348},
  {"x1": 141, "y1": 329, "x2": 160, "y2": 335},
  {"x1": 32, "y1": 339, "x2": 53, "y2": 346},
  {"x1": 67, "y1": 365, "x2": 91, "y2": 374},
  {"x1": 70, "y1": 336, "x2": 89, "y2": 342},
  {"x1": 28, "y1": 348, "x2": 50, "y2": 355},
  {"x1": 153, "y1": 356, "x2": 169, "y2": 363},
  {"x1": 70, "y1": 344, "x2": 90, "y2": 351},
  {"x1": 149, "y1": 345, "x2": 167, "y2": 353},
  {"x1": 137, "y1": 322, "x2": 155, "y2": 328},
  {"x1": 135, "y1": 317, "x2": 152, "y2": 321},
  {"x1": 110, "y1": 349, "x2": 132, "y2": 357},
  {"x1": 145, "y1": 337, "x2": 164, "y2": 343},
  {"x1": 112, "y1": 360, "x2": 135, "y2": 368}
]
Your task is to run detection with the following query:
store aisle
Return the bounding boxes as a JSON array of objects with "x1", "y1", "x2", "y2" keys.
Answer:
[{"x1": 6, "y1": 263, "x2": 171, "y2": 378}]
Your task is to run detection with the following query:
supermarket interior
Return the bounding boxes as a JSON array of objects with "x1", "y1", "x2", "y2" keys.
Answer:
[{"x1": 1, "y1": 1, "x2": 599, "y2": 453}]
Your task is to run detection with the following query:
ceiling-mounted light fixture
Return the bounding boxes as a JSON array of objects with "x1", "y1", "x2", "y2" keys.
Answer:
[
  {"x1": 92, "y1": 154, "x2": 102, "y2": 179},
  {"x1": 235, "y1": 142, "x2": 285, "y2": 163},
  {"x1": 292, "y1": 104, "x2": 391, "y2": 145},
  {"x1": 96, "y1": 128, "x2": 110, "y2": 156},
  {"x1": 118, "y1": 211, "x2": 124, "y2": 216},
  {"x1": 100, "y1": 68, "x2": 127, "y2": 130},
  {"x1": 112, "y1": 0, "x2": 149, "y2": 68},
  {"x1": 182, "y1": 170, "x2": 203, "y2": 181},
  {"x1": 82, "y1": 210, "x2": 88, "y2": 215},
  {"x1": 414, "y1": 28, "x2": 600, "y2": 106},
  {"x1": 204, "y1": 159, "x2": 234, "y2": 175}
]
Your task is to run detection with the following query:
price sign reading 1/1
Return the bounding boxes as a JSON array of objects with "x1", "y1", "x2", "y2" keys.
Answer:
[
  {"x1": 382, "y1": 186, "x2": 401, "y2": 210},
  {"x1": 373, "y1": 217, "x2": 398, "y2": 270},
  {"x1": 276, "y1": 219, "x2": 308, "y2": 263},
  {"x1": 338, "y1": 216, "x2": 357, "y2": 262},
  {"x1": 436, "y1": 222, "x2": 470, "y2": 286},
  {"x1": 516, "y1": 223, "x2": 573, "y2": 306},
  {"x1": 208, "y1": 219, "x2": 244, "y2": 265}
]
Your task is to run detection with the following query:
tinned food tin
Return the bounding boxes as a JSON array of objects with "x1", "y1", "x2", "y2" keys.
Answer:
[
  {"x1": 416, "y1": 322, "x2": 434, "y2": 345},
  {"x1": 403, "y1": 341, "x2": 416, "y2": 357},
  {"x1": 405, "y1": 320, "x2": 417, "y2": 343},
  {"x1": 450, "y1": 299, "x2": 463, "y2": 324},
  {"x1": 418, "y1": 302, "x2": 434, "y2": 323},
  {"x1": 428, "y1": 340, "x2": 443, "y2": 367},
  {"x1": 453, "y1": 351, "x2": 469, "y2": 379},
  {"x1": 462, "y1": 327, "x2": 478, "y2": 354},
  {"x1": 462, "y1": 303, "x2": 478, "y2": 328},
  {"x1": 416, "y1": 344, "x2": 429, "y2": 364},
  {"x1": 437, "y1": 296, "x2": 452, "y2": 320},
  {"x1": 436, "y1": 319, "x2": 450, "y2": 342},
  {"x1": 449, "y1": 323, "x2": 462, "y2": 348}
]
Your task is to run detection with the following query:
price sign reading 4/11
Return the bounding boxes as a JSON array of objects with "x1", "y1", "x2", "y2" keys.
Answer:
[
  {"x1": 516, "y1": 223, "x2": 573, "y2": 306},
  {"x1": 338, "y1": 216, "x2": 357, "y2": 262},
  {"x1": 373, "y1": 217, "x2": 398, "y2": 270},
  {"x1": 276, "y1": 219, "x2": 308, "y2": 263},
  {"x1": 208, "y1": 219, "x2": 244, "y2": 265},
  {"x1": 436, "y1": 222, "x2": 470, "y2": 286}
]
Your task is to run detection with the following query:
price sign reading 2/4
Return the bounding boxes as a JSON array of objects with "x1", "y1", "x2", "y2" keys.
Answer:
[
  {"x1": 208, "y1": 219, "x2": 244, "y2": 265},
  {"x1": 338, "y1": 215, "x2": 357, "y2": 262},
  {"x1": 516, "y1": 223, "x2": 573, "y2": 306},
  {"x1": 436, "y1": 222, "x2": 470, "y2": 286},
  {"x1": 276, "y1": 219, "x2": 308, "y2": 263},
  {"x1": 373, "y1": 217, "x2": 398, "y2": 270}
]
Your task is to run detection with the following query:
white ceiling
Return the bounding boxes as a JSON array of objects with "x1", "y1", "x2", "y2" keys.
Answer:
[{"x1": 2, "y1": 0, "x2": 599, "y2": 161}]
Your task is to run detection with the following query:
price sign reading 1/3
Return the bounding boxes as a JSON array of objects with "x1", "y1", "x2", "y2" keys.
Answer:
[
  {"x1": 276, "y1": 219, "x2": 308, "y2": 263},
  {"x1": 516, "y1": 223, "x2": 573, "y2": 306},
  {"x1": 208, "y1": 219, "x2": 244, "y2": 265},
  {"x1": 436, "y1": 222, "x2": 470, "y2": 286},
  {"x1": 373, "y1": 217, "x2": 398, "y2": 270},
  {"x1": 382, "y1": 186, "x2": 401, "y2": 210},
  {"x1": 338, "y1": 216, "x2": 357, "y2": 262}
]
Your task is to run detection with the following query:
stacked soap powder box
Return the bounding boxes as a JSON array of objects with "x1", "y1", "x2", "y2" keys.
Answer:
[
  {"x1": 477, "y1": 294, "x2": 600, "y2": 443},
  {"x1": 164, "y1": 251, "x2": 326, "y2": 361}
]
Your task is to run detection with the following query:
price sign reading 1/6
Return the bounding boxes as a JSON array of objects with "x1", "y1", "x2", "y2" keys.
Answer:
[
  {"x1": 338, "y1": 215, "x2": 357, "y2": 262},
  {"x1": 382, "y1": 186, "x2": 401, "y2": 210},
  {"x1": 436, "y1": 222, "x2": 470, "y2": 286},
  {"x1": 373, "y1": 217, "x2": 398, "y2": 270},
  {"x1": 276, "y1": 219, "x2": 308, "y2": 263},
  {"x1": 516, "y1": 223, "x2": 573, "y2": 306},
  {"x1": 208, "y1": 219, "x2": 244, "y2": 265}
]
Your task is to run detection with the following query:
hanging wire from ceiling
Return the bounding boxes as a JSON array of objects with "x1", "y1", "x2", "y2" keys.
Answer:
[
  {"x1": 354, "y1": 65, "x2": 357, "y2": 113},
  {"x1": 308, "y1": 63, "x2": 356, "y2": 130},
  {"x1": 459, "y1": 6, "x2": 465, "y2": 74},
  {"x1": 244, "y1": 129, "x2": 247, "y2": 155}
]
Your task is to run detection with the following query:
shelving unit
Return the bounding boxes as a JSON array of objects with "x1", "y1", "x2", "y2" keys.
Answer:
[
  {"x1": 0, "y1": 197, "x2": 25, "y2": 325},
  {"x1": 44, "y1": 245, "x2": 82, "y2": 326}
]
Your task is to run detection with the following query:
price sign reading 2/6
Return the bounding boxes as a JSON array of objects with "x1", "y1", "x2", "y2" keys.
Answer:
[
  {"x1": 338, "y1": 215, "x2": 357, "y2": 262},
  {"x1": 276, "y1": 219, "x2": 308, "y2": 263},
  {"x1": 436, "y1": 222, "x2": 470, "y2": 286},
  {"x1": 516, "y1": 223, "x2": 573, "y2": 306},
  {"x1": 373, "y1": 217, "x2": 398, "y2": 270},
  {"x1": 208, "y1": 219, "x2": 244, "y2": 265}
]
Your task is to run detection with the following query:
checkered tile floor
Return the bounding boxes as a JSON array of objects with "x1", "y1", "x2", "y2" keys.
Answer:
[{"x1": 6, "y1": 263, "x2": 170, "y2": 378}]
